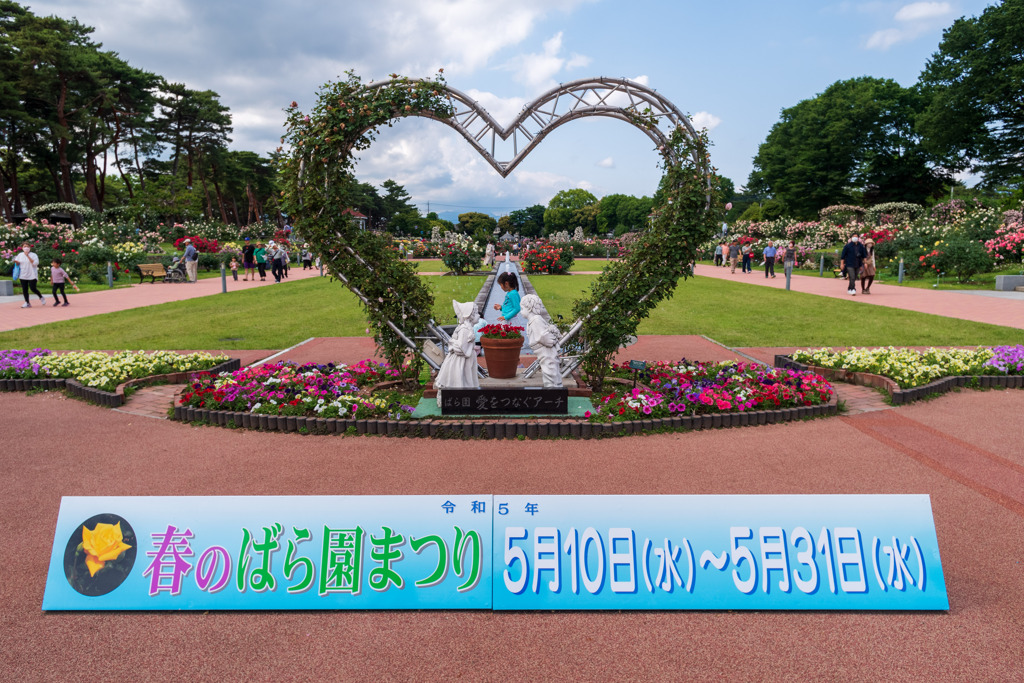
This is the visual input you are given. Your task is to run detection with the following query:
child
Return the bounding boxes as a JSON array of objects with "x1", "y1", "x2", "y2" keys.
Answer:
[
  {"x1": 493, "y1": 271, "x2": 528, "y2": 342},
  {"x1": 493, "y1": 272, "x2": 521, "y2": 322},
  {"x1": 230, "y1": 257, "x2": 239, "y2": 281},
  {"x1": 50, "y1": 258, "x2": 77, "y2": 307}
]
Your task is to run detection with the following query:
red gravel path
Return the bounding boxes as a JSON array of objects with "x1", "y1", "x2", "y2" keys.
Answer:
[{"x1": 3, "y1": 388, "x2": 1024, "y2": 680}]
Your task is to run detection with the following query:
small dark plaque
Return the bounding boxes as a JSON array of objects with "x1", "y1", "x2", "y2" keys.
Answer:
[
  {"x1": 628, "y1": 360, "x2": 647, "y2": 370},
  {"x1": 440, "y1": 387, "x2": 569, "y2": 415}
]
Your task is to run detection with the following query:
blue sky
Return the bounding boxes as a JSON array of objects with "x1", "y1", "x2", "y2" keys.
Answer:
[{"x1": 29, "y1": 1, "x2": 997, "y2": 216}]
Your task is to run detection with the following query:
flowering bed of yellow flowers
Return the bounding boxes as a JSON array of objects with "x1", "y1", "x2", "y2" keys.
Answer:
[
  {"x1": 42, "y1": 351, "x2": 229, "y2": 391},
  {"x1": 791, "y1": 347, "x2": 996, "y2": 388}
]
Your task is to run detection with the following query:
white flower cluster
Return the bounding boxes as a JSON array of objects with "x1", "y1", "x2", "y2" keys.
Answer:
[
  {"x1": 42, "y1": 350, "x2": 228, "y2": 391},
  {"x1": 549, "y1": 230, "x2": 571, "y2": 244},
  {"x1": 791, "y1": 346, "x2": 995, "y2": 388}
]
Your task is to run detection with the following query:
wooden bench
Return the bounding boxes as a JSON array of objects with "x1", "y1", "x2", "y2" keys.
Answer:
[{"x1": 137, "y1": 263, "x2": 167, "y2": 284}]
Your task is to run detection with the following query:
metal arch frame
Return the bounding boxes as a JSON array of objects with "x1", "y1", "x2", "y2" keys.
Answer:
[{"x1": 362, "y1": 76, "x2": 701, "y2": 174}]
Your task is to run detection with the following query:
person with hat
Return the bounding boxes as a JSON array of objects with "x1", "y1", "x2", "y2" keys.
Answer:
[
  {"x1": 242, "y1": 238, "x2": 256, "y2": 281},
  {"x1": 182, "y1": 238, "x2": 199, "y2": 283},
  {"x1": 860, "y1": 238, "x2": 877, "y2": 294}
]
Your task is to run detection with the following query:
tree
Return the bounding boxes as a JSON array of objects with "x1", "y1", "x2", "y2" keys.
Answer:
[
  {"x1": 749, "y1": 77, "x2": 945, "y2": 218},
  {"x1": 544, "y1": 188, "x2": 597, "y2": 233},
  {"x1": 918, "y1": 0, "x2": 1024, "y2": 186},
  {"x1": 378, "y1": 179, "x2": 419, "y2": 234},
  {"x1": 596, "y1": 193, "x2": 653, "y2": 234},
  {"x1": 508, "y1": 204, "x2": 545, "y2": 237},
  {"x1": 456, "y1": 211, "x2": 496, "y2": 237}
]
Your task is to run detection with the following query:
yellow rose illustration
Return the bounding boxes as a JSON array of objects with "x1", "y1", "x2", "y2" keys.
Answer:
[{"x1": 81, "y1": 522, "x2": 132, "y2": 577}]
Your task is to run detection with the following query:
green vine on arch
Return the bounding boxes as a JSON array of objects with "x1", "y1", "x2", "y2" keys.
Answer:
[
  {"x1": 280, "y1": 71, "x2": 454, "y2": 378},
  {"x1": 571, "y1": 118, "x2": 724, "y2": 390}
]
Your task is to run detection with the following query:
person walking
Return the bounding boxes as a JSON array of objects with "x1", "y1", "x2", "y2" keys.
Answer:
[
  {"x1": 301, "y1": 244, "x2": 313, "y2": 270},
  {"x1": 254, "y1": 242, "x2": 267, "y2": 281},
  {"x1": 242, "y1": 238, "x2": 256, "y2": 281},
  {"x1": 728, "y1": 240, "x2": 741, "y2": 274},
  {"x1": 741, "y1": 241, "x2": 752, "y2": 273},
  {"x1": 713, "y1": 243, "x2": 723, "y2": 267},
  {"x1": 182, "y1": 239, "x2": 199, "y2": 283},
  {"x1": 763, "y1": 241, "x2": 777, "y2": 278},
  {"x1": 49, "y1": 258, "x2": 77, "y2": 306},
  {"x1": 13, "y1": 243, "x2": 45, "y2": 308},
  {"x1": 783, "y1": 241, "x2": 797, "y2": 284},
  {"x1": 860, "y1": 238, "x2": 877, "y2": 294},
  {"x1": 840, "y1": 234, "x2": 867, "y2": 296},
  {"x1": 269, "y1": 244, "x2": 283, "y2": 283}
]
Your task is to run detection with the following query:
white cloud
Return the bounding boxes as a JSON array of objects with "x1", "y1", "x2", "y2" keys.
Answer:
[
  {"x1": 25, "y1": 0, "x2": 594, "y2": 155},
  {"x1": 866, "y1": 28, "x2": 906, "y2": 50},
  {"x1": 866, "y1": 1, "x2": 952, "y2": 50},
  {"x1": 691, "y1": 111, "x2": 722, "y2": 131},
  {"x1": 894, "y1": 1, "x2": 951, "y2": 21},
  {"x1": 505, "y1": 31, "x2": 593, "y2": 94},
  {"x1": 596, "y1": 157, "x2": 614, "y2": 168}
]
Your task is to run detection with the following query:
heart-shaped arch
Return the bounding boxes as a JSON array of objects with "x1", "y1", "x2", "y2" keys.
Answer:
[
  {"x1": 362, "y1": 76, "x2": 702, "y2": 177},
  {"x1": 281, "y1": 72, "x2": 722, "y2": 388}
]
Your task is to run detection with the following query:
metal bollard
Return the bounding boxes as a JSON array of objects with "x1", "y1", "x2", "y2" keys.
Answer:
[
  {"x1": 221, "y1": 263, "x2": 227, "y2": 293},
  {"x1": 819, "y1": 254, "x2": 825, "y2": 277},
  {"x1": 106, "y1": 261, "x2": 113, "y2": 288},
  {"x1": 785, "y1": 266, "x2": 792, "y2": 291},
  {"x1": 898, "y1": 258, "x2": 905, "y2": 284}
]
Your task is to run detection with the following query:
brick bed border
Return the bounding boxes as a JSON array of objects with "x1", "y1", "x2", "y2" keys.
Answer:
[
  {"x1": 774, "y1": 354, "x2": 1024, "y2": 405},
  {"x1": 169, "y1": 395, "x2": 838, "y2": 439},
  {"x1": 0, "y1": 358, "x2": 241, "y2": 408}
]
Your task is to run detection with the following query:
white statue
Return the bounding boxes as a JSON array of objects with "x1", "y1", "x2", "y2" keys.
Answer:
[
  {"x1": 484, "y1": 243, "x2": 495, "y2": 267},
  {"x1": 520, "y1": 294, "x2": 563, "y2": 388},
  {"x1": 435, "y1": 300, "x2": 481, "y2": 406}
]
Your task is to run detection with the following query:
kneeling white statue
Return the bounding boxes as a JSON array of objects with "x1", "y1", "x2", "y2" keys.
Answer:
[
  {"x1": 520, "y1": 294, "x2": 563, "y2": 388},
  {"x1": 435, "y1": 300, "x2": 481, "y2": 406}
]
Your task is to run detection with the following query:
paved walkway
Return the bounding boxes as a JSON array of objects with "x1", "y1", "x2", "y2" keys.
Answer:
[
  {"x1": 3, "y1": 387, "x2": 1023, "y2": 680},
  {"x1": 0, "y1": 267, "x2": 324, "y2": 333},
  {"x1": 695, "y1": 265, "x2": 1024, "y2": 329}
]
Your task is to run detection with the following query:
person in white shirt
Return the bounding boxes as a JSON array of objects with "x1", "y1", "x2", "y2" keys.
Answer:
[{"x1": 13, "y1": 243, "x2": 45, "y2": 308}]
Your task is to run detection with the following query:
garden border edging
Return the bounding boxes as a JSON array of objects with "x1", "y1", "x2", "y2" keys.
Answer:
[{"x1": 169, "y1": 392, "x2": 838, "y2": 439}]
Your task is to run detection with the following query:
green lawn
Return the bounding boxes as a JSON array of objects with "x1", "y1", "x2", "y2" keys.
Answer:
[
  {"x1": 529, "y1": 274, "x2": 1022, "y2": 347},
  {"x1": 568, "y1": 258, "x2": 615, "y2": 271},
  {"x1": 1, "y1": 271, "x2": 1019, "y2": 351},
  {"x1": 0, "y1": 276, "x2": 484, "y2": 350}
]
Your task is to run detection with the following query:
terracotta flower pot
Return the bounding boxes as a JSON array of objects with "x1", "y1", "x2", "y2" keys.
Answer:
[{"x1": 481, "y1": 336, "x2": 524, "y2": 379}]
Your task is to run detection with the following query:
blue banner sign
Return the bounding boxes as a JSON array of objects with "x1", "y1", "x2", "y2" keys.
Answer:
[
  {"x1": 44, "y1": 494, "x2": 947, "y2": 611},
  {"x1": 44, "y1": 495, "x2": 492, "y2": 610},
  {"x1": 492, "y1": 495, "x2": 947, "y2": 610}
]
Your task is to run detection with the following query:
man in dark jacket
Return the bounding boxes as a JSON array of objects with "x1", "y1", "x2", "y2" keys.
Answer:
[{"x1": 840, "y1": 235, "x2": 867, "y2": 296}]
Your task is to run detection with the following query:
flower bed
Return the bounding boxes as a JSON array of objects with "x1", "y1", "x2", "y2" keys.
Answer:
[
  {"x1": 521, "y1": 245, "x2": 574, "y2": 274},
  {"x1": 178, "y1": 360, "x2": 415, "y2": 420},
  {"x1": 789, "y1": 346, "x2": 1023, "y2": 389},
  {"x1": 585, "y1": 360, "x2": 834, "y2": 422},
  {"x1": 0, "y1": 349, "x2": 229, "y2": 391}
]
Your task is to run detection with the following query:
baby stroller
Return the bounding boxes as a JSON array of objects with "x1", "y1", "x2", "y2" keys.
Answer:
[{"x1": 164, "y1": 258, "x2": 187, "y2": 283}]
